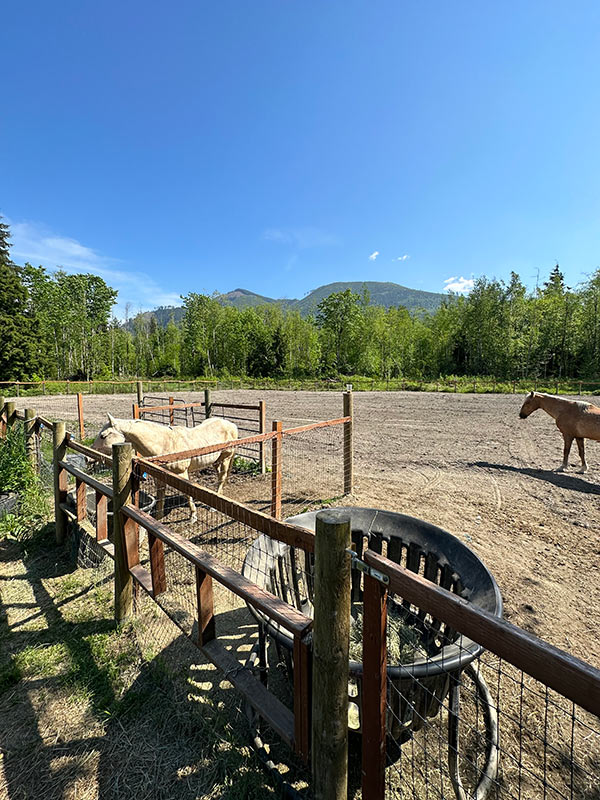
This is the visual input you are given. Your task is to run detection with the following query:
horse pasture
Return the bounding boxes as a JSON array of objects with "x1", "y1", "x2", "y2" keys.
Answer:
[
  {"x1": 26, "y1": 387, "x2": 600, "y2": 669},
  {"x1": 3, "y1": 388, "x2": 600, "y2": 798}
]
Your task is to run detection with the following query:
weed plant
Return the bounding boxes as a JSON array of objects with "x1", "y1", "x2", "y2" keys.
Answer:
[{"x1": 0, "y1": 424, "x2": 50, "y2": 540}]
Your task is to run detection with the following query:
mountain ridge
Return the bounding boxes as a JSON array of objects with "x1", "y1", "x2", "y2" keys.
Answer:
[{"x1": 129, "y1": 280, "x2": 446, "y2": 327}]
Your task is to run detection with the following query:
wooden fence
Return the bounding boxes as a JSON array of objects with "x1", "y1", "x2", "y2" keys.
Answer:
[
  {"x1": 4, "y1": 396, "x2": 600, "y2": 798},
  {"x1": 133, "y1": 388, "x2": 268, "y2": 471},
  {"x1": 5, "y1": 375, "x2": 600, "y2": 398}
]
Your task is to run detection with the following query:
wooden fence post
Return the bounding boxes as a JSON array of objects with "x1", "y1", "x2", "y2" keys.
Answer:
[
  {"x1": 5, "y1": 401, "x2": 16, "y2": 432},
  {"x1": 271, "y1": 421, "x2": 282, "y2": 519},
  {"x1": 137, "y1": 381, "x2": 144, "y2": 406},
  {"x1": 112, "y1": 442, "x2": 136, "y2": 622},
  {"x1": 204, "y1": 388, "x2": 212, "y2": 418},
  {"x1": 361, "y1": 572, "x2": 388, "y2": 800},
  {"x1": 53, "y1": 422, "x2": 68, "y2": 545},
  {"x1": 169, "y1": 396, "x2": 174, "y2": 425},
  {"x1": 258, "y1": 400, "x2": 266, "y2": 474},
  {"x1": 0, "y1": 397, "x2": 5, "y2": 439},
  {"x1": 132, "y1": 403, "x2": 140, "y2": 420},
  {"x1": 312, "y1": 509, "x2": 351, "y2": 800},
  {"x1": 24, "y1": 408, "x2": 37, "y2": 470},
  {"x1": 343, "y1": 391, "x2": 354, "y2": 494},
  {"x1": 77, "y1": 392, "x2": 85, "y2": 440}
]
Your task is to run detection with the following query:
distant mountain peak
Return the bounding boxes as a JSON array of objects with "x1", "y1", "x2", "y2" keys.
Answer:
[{"x1": 126, "y1": 280, "x2": 445, "y2": 328}]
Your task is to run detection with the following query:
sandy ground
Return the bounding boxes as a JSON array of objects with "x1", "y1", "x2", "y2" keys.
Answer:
[{"x1": 20, "y1": 388, "x2": 600, "y2": 668}]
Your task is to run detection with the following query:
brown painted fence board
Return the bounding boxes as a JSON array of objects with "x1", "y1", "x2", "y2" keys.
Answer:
[
  {"x1": 121, "y1": 502, "x2": 314, "y2": 636},
  {"x1": 364, "y1": 549, "x2": 600, "y2": 718},
  {"x1": 145, "y1": 416, "x2": 350, "y2": 465},
  {"x1": 65, "y1": 435, "x2": 113, "y2": 467},
  {"x1": 202, "y1": 638, "x2": 295, "y2": 748},
  {"x1": 146, "y1": 430, "x2": 278, "y2": 463},
  {"x1": 58, "y1": 460, "x2": 114, "y2": 499}
]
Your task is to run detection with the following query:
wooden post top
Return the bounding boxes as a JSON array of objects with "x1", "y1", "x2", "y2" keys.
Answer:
[{"x1": 316, "y1": 508, "x2": 351, "y2": 527}]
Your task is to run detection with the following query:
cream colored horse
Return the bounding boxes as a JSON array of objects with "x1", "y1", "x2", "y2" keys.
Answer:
[
  {"x1": 519, "y1": 391, "x2": 600, "y2": 473},
  {"x1": 92, "y1": 414, "x2": 238, "y2": 518}
]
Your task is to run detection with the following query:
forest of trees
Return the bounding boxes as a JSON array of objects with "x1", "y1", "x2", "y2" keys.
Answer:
[{"x1": 2, "y1": 218, "x2": 600, "y2": 382}]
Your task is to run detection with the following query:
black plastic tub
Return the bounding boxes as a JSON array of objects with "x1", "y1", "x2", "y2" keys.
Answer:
[
  {"x1": 242, "y1": 507, "x2": 502, "y2": 741},
  {"x1": 0, "y1": 492, "x2": 18, "y2": 521}
]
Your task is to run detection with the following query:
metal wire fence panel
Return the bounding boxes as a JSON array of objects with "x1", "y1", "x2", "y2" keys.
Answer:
[
  {"x1": 208, "y1": 402, "x2": 262, "y2": 463},
  {"x1": 379, "y1": 606, "x2": 600, "y2": 800},
  {"x1": 35, "y1": 421, "x2": 55, "y2": 491},
  {"x1": 140, "y1": 395, "x2": 264, "y2": 464},
  {"x1": 279, "y1": 423, "x2": 346, "y2": 519}
]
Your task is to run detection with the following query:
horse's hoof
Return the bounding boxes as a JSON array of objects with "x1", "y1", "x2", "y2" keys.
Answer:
[
  {"x1": 555, "y1": 467, "x2": 566, "y2": 473},
  {"x1": 577, "y1": 468, "x2": 588, "y2": 474}
]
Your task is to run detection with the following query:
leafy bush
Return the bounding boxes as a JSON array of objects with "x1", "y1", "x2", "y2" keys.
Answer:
[{"x1": 0, "y1": 424, "x2": 50, "y2": 539}]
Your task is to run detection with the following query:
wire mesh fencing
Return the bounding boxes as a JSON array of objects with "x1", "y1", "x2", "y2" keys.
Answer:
[{"x1": 374, "y1": 603, "x2": 600, "y2": 800}]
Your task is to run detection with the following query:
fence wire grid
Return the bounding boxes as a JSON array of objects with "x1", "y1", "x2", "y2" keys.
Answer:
[{"x1": 378, "y1": 603, "x2": 600, "y2": 800}]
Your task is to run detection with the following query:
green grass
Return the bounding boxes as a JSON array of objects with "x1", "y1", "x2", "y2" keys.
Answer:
[{"x1": 5, "y1": 373, "x2": 600, "y2": 397}]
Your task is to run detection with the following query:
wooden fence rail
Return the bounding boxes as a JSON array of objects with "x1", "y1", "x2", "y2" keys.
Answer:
[{"x1": 363, "y1": 549, "x2": 600, "y2": 719}]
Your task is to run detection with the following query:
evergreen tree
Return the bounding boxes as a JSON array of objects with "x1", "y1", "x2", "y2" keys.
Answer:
[{"x1": 0, "y1": 218, "x2": 38, "y2": 380}]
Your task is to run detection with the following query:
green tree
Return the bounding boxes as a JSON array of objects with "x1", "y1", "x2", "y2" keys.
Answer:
[
  {"x1": 0, "y1": 219, "x2": 38, "y2": 380},
  {"x1": 316, "y1": 289, "x2": 363, "y2": 374}
]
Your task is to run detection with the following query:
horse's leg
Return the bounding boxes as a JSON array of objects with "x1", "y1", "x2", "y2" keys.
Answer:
[
  {"x1": 576, "y1": 438, "x2": 588, "y2": 473},
  {"x1": 181, "y1": 469, "x2": 197, "y2": 522},
  {"x1": 215, "y1": 450, "x2": 235, "y2": 495},
  {"x1": 556, "y1": 433, "x2": 573, "y2": 472}
]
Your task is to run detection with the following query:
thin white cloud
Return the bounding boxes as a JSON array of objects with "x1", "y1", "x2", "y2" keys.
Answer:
[
  {"x1": 396, "y1": 254, "x2": 410, "y2": 261},
  {"x1": 369, "y1": 251, "x2": 379, "y2": 261},
  {"x1": 7, "y1": 218, "x2": 181, "y2": 318},
  {"x1": 263, "y1": 227, "x2": 340, "y2": 249},
  {"x1": 444, "y1": 276, "x2": 474, "y2": 294}
]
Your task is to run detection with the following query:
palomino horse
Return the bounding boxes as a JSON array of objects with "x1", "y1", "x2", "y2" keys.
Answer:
[
  {"x1": 519, "y1": 391, "x2": 600, "y2": 473},
  {"x1": 91, "y1": 414, "x2": 238, "y2": 519}
]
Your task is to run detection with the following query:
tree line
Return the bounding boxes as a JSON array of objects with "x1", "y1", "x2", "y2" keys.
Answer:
[{"x1": 2, "y1": 218, "x2": 599, "y2": 382}]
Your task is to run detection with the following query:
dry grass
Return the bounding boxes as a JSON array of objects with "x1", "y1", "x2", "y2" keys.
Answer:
[{"x1": 0, "y1": 523, "x2": 307, "y2": 800}]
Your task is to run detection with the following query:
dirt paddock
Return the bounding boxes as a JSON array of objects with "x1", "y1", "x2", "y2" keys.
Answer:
[{"x1": 27, "y1": 388, "x2": 600, "y2": 668}]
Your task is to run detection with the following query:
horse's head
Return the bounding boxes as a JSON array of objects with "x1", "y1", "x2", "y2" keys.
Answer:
[
  {"x1": 91, "y1": 414, "x2": 126, "y2": 456},
  {"x1": 519, "y1": 391, "x2": 541, "y2": 419}
]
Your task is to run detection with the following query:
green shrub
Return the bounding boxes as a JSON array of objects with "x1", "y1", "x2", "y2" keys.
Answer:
[
  {"x1": 0, "y1": 424, "x2": 32, "y2": 494},
  {"x1": 0, "y1": 425, "x2": 50, "y2": 539}
]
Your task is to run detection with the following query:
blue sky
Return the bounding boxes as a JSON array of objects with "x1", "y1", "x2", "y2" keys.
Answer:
[{"x1": 2, "y1": 2, "x2": 600, "y2": 317}]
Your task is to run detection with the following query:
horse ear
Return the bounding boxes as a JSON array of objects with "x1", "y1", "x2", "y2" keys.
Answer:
[
  {"x1": 107, "y1": 413, "x2": 117, "y2": 428},
  {"x1": 528, "y1": 391, "x2": 534, "y2": 397}
]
